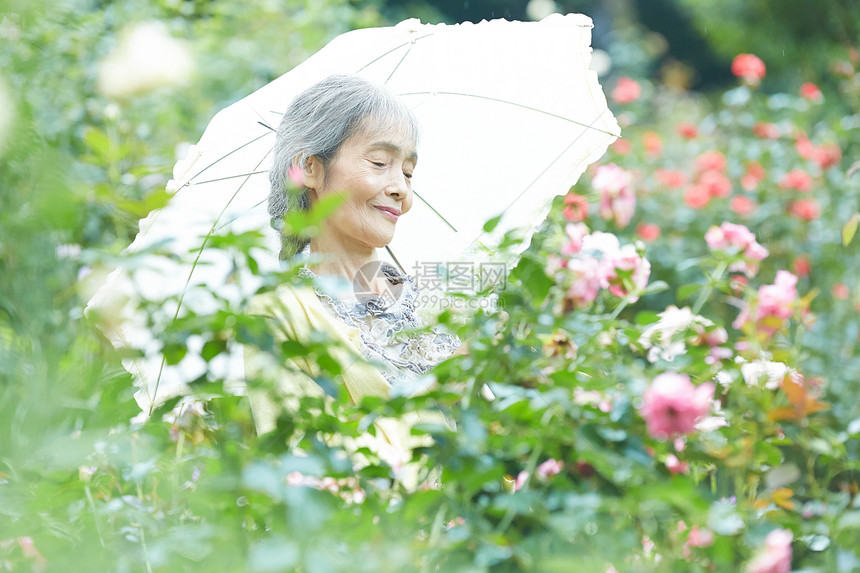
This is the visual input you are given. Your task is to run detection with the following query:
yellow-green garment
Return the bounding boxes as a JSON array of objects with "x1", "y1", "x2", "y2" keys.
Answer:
[{"x1": 244, "y1": 282, "x2": 447, "y2": 482}]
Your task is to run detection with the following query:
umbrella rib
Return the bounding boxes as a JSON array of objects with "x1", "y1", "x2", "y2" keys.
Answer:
[
  {"x1": 383, "y1": 40, "x2": 414, "y2": 84},
  {"x1": 354, "y1": 32, "x2": 435, "y2": 74},
  {"x1": 181, "y1": 131, "x2": 273, "y2": 189},
  {"x1": 148, "y1": 148, "x2": 274, "y2": 414},
  {"x1": 413, "y1": 188, "x2": 457, "y2": 232},
  {"x1": 461, "y1": 109, "x2": 612, "y2": 255},
  {"x1": 397, "y1": 91, "x2": 620, "y2": 137},
  {"x1": 191, "y1": 171, "x2": 269, "y2": 185}
]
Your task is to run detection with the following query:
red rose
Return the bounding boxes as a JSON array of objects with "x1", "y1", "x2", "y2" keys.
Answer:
[
  {"x1": 611, "y1": 77, "x2": 642, "y2": 104},
  {"x1": 799, "y1": 82, "x2": 822, "y2": 100},
  {"x1": 779, "y1": 169, "x2": 813, "y2": 192},
  {"x1": 731, "y1": 53, "x2": 766, "y2": 84},
  {"x1": 792, "y1": 255, "x2": 811, "y2": 277},
  {"x1": 562, "y1": 192, "x2": 589, "y2": 222},
  {"x1": 730, "y1": 195, "x2": 756, "y2": 216},
  {"x1": 676, "y1": 122, "x2": 699, "y2": 139},
  {"x1": 752, "y1": 122, "x2": 780, "y2": 139},
  {"x1": 636, "y1": 222, "x2": 661, "y2": 242},
  {"x1": 684, "y1": 184, "x2": 710, "y2": 209},
  {"x1": 789, "y1": 198, "x2": 821, "y2": 220}
]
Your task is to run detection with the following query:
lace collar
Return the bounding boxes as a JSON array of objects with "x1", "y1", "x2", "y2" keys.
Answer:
[
  {"x1": 297, "y1": 262, "x2": 421, "y2": 327},
  {"x1": 295, "y1": 255, "x2": 460, "y2": 380}
]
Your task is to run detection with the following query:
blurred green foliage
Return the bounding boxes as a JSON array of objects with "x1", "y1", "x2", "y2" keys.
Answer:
[
  {"x1": 675, "y1": 0, "x2": 860, "y2": 90},
  {"x1": 2, "y1": 0, "x2": 859, "y2": 571}
]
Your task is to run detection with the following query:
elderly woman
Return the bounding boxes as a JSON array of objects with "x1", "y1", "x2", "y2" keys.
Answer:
[{"x1": 244, "y1": 75, "x2": 462, "y2": 469}]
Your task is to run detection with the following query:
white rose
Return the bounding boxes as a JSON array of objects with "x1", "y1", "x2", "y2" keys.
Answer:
[
  {"x1": 741, "y1": 360, "x2": 789, "y2": 390},
  {"x1": 97, "y1": 21, "x2": 194, "y2": 99}
]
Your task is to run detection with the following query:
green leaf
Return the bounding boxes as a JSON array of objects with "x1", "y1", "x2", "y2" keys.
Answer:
[
  {"x1": 635, "y1": 310, "x2": 660, "y2": 325},
  {"x1": 201, "y1": 339, "x2": 227, "y2": 362},
  {"x1": 282, "y1": 193, "x2": 346, "y2": 238},
  {"x1": 482, "y1": 213, "x2": 504, "y2": 233},
  {"x1": 83, "y1": 126, "x2": 110, "y2": 157},
  {"x1": 842, "y1": 213, "x2": 860, "y2": 246},
  {"x1": 510, "y1": 256, "x2": 553, "y2": 302},
  {"x1": 677, "y1": 283, "x2": 701, "y2": 301},
  {"x1": 643, "y1": 280, "x2": 669, "y2": 295},
  {"x1": 280, "y1": 339, "x2": 308, "y2": 357},
  {"x1": 163, "y1": 343, "x2": 187, "y2": 365}
]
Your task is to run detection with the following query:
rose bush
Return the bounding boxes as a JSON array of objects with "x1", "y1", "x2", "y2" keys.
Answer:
[{"x1": 2, "y1": 0, "x2": 859, "y2": 569}]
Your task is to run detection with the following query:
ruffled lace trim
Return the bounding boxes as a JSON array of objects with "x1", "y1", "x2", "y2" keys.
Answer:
[{"x1": 297, "y1": 261, "x2": 461, "y2": 386}]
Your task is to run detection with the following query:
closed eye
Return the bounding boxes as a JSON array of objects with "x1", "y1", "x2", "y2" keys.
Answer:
[{"x1": 371, "y1": 161, "x2": 386, "y2": 168}]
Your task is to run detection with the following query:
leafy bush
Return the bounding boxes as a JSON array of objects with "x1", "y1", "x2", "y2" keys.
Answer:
[{"x1": 2, "y1": 1, "x2": 859, "y2": 571}]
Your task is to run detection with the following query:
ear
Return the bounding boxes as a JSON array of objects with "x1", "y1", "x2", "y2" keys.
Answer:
[{"x1": 302, "y1": 155, "x2": 326, "y2": 193}]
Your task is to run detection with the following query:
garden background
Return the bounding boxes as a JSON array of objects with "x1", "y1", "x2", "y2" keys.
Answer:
[{"x1": 1, "y1": 0, "x2": 859, "y2": 571}]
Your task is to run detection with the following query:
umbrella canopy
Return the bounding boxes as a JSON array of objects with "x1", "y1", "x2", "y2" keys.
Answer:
[{"x1": 91, "y1": 14, "x2": 620, "y2": 413}]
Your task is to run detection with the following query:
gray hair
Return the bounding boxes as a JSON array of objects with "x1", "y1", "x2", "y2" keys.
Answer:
[{"x1": 268, "y1": 74, "x2": 420, "y2": 260}]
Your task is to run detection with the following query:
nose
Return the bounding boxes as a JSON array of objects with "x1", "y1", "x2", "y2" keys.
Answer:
[{"x1": 385, "y1": 171, "x2": 411, "y2": 200}]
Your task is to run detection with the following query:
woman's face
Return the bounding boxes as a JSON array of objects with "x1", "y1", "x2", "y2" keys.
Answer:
[{"x1": 305, "y1": 122, "x2": 416, "y2": 250}]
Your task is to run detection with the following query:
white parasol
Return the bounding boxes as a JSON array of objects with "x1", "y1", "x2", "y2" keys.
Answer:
[{"x1": 90, "y1": 14, "x2": 620, "y2": 414}]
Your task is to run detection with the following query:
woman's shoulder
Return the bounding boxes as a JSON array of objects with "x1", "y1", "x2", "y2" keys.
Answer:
[
  {"x1": 248, "y1": 280, "x2": 365, "y2": 350},
  {"x1": 247, "y1": 282, "x2": 318, "y2": 317}
]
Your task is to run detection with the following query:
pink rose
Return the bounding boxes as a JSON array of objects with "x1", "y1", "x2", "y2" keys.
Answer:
[
  {"x1": 696, "y1": 150, "x2": 727, "y2": 173},
  {"x1": 706, "y1": 222, "x2": 768, "y2": 277},
  {"x1": 746, "y1": 529, "x2": 792, "y2": 573},
  {"x1": 287, "y1": 164, "x2": 305, "y2": 187},
  {"x1": 795, "y1": 135, "x2": 818, "y2": 160},
  {"x1": 665, "y1": 454, "x2": 689, "y2": 474},
  {"x1": 514, "y1": 470, "x2": 529, "y2": 492},
  {"x1": 753, "y1": 123, "x2": 780, "y2": 139},
  {"x1": 636, "y1": 223, "x2": 661, "y2": 242},
  {"x1": 676, "y1": 122, "x2": 699, "y2": 139},
  {"x1": 790, "y1": 198, "x2": 821, "y2": 221},
  {"x1": 639, "y1": 372, "x2": 714, "y2": 439},
  {"x1": 611, "y1": 77, "x2": 642, "y2": 104},
  {"x1": 564, "y1": 257, "x2": 603, "y2": 309},
  {"x1": 561, "y1": 222, "x2": 589, "y2": 256},
  {"x1": 687, "y1": 525, "x2": 714, "y2": 548},
  {"x1": 832, "y1": 283, "x2": 850, "y2": 300},
  {"x1": 815, "y1": 144, "x2": 841, "y2": 169},
  {"x1": 734, "y1": 270, "x2": 799, "y2": 331},
  {"x1": 655, "y1": 168, "x2": 687, "y2": 189},
  {"x1": 643, "y1": 131, "x2": 663, "y2": 157},
  {"x1": 744, "y1": 241, "x2": 768, "y2": 262},
  {"x1": 700, "y1": 170, "x2": 732, "y2": 198},
  {"x1": 792, "y1": 255, "x2": 811, "y2": 277},
  {"x1": 536, "y1": 458, "x2": 564, "y2": 480},
  {"x1": 778, "y1": 169, "x2": 813, "y2": 192},
  {"x1": 730, "y1": 195, "x2": 756, "y2": 215},
  {"x1": 758, "y1": 270, "x2": 798, "y2": 320},
  {"x1": 603, "y1": 245, "x2": 651, "y2": 301},
  {"x1": 684, "y1": 183, "x2": 711, "y2": 209},
  {"x1": 705, "y1": 222, "x2": 747, "y2": 250},
  {"x1": 563, "y1": 192, "x2": 589, "y2": 222},
  {"x1": 546, "y1": 254, "x2": 567, "y2": 275},
  {"x1": 611, "y1": 138, "x2": 632, "y2": 155},
  {"x1": 593, "y1": 164, "x2": 636, "y2": 227}
]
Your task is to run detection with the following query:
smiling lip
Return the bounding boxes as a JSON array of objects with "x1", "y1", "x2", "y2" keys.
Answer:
[{"x1": 374, "y1": 206, "x2": 401, "y2": 220}]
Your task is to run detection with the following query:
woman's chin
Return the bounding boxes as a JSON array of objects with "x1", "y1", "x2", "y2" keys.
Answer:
[{"x1": 370, "y1": 229, "x2": 396, "y2": 248}]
